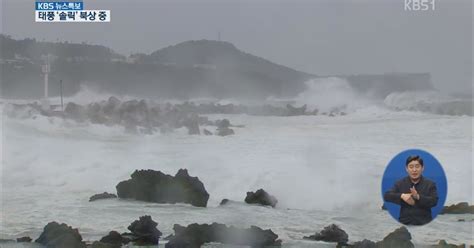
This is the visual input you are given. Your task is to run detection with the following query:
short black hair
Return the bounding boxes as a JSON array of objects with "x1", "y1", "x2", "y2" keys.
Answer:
[{"x1": 406, "y1": 155, "x2": 424, "y2": 167}]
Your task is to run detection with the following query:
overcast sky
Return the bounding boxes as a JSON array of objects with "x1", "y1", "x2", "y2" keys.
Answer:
[{"x1": 1, "y1": 0, "x2": 472, "y2": 94}]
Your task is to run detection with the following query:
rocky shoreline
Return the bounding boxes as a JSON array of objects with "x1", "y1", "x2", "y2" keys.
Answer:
[
  {"x1": 3, "y1": 97, "x2": 349, "y2": 135},
  {"x1": 440, "y1": 202, "x2": 474, "y2": 215},
  {"x1": 3, "y1": 219, "x2": 472, "y2": 248},
  {"x1": 2, "y1": 168, "x2": 471, "y2": 247}
]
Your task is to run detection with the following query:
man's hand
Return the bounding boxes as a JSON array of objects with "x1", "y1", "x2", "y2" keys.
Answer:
[
  {"x1": 410, "y1": 187, "x2": 420, "y2": 200},
  {"x1": 401, "y1": 193, "x2": 415, "y2": 206}
]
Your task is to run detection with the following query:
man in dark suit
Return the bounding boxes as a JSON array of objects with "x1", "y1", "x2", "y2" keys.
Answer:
[{"x1": 384, "y1": 155, "x2": 439, "y2": 225}]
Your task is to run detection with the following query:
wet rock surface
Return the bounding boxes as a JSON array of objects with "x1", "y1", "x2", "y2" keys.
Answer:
[
  {"x1": 116, "y1": 169, "x2": 209, "y2": 207},
  {"x1": 245, "y1": 189, "x2": 278, "y2": 208},
  {"x1": 16, "y1": 236, "x2": 32, "y2": 242},
  {"x1": 121, "y1": 215, "x2": 163, "y2": 246},
  {"x1": 431, "y1": 239, "x2": 474, "y2": 248},
  {"x1": 346, "y1": 226, "x2": 414, "y2": 248},
  {"x1": 165, "y1": 222, "x2": 281, "y2": 248},
  {"x1": 303, "y1": 224, "x2": 348, "y2": 245},
  {"x1": 89, "y1": 192, "x2": 117, "y2": 202},
  {"x1": 35, "y1": 222, "x2": 86, "y2": 248},
  {"x1": 441, "y1": 202, "x2": 474, "y2": 214},
  {"x1": 98, "y1": 231, "x2": 124, "y2": 246},
  {"x1": 375, "y1": 226, "x2": 414, "y2": 248}
]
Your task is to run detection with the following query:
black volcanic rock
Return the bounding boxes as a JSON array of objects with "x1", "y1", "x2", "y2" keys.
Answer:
[
  {"x1": 433, "y1": 240, "x2": 458, "y2": 248},
  {"x1": 65, "y1": 102, "x2": 87, "y2": 121},
  {"x1": 245, "y1": 189, "x2": 278, "y2": 208},
  {"x1": 99, "y1": 231, "x2": 124, "y2": 246},
  {"x1": 89, "y1": 192, "x2": 117, "y2": 202},
  {"x1": 432, "y1": 240, "x2": 473, "y2": 248},
  {"x1": 16, "y1": 236, "x2": 32, "y2": 242},
  {"x1": 219, "y1": 199, "x2": 230, "y2": 206},
  {"x1": 303, "y1": 224, "x2": 348, "y2": 245},
  {"x1": 375, "y1": 226, "x2": 414, "y2": 248},
  {"x1": 440, "y1": 202, "x2": 474, "y2": 214},
  {"x1": 35, "y1": 222, "x2": 86, "y2": 248},
  {"x1": 165, "y1": 222, "x2": 281, "y2": 248},
  {"x1": 215, "y1": 118, "x2": 235, "y2": 136},
  {"x1": 116, "y1": 169, "x2": 209, "y2": 207},
  {"x1": 96, "y1": 217, "x2": 163, "y2": 247},
  {"x1": 121, "y1": 215, "x2": 162, "y2": 246},
  {"x1": 347, "y1": 227, "x2": 415, "y2": 248},
  {"x1": 216, "y1": 119, "x2": 231, "y2": 129},
  {"x1": 216, "y1": 127, "x2": 235, "y2": 136},
  {"x1": 351, "y1": 239, "x2": 376, "y2": 248}
]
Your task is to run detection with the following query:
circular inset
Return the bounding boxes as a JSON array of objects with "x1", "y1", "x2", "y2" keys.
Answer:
[{"x1": 381, "y1": 149, "x2": 447, "y2": 225}]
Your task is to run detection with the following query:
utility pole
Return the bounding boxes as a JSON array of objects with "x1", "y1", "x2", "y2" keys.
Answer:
[
  {"x1": 43, "y1": 54, "x2": 50, "y2": 98},
  {"x1": 41, "y1": 54, "x2": 51, "y2": 110}
]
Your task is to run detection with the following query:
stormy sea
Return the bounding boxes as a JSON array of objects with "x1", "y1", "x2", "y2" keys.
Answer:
[{"x1": 1, "y1": 78, "x2": 472, "y2": 247}]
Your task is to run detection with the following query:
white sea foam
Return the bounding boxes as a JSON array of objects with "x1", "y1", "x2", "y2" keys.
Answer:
[
  {"x1": 1, "y1": 109, "x2": 472, "y2": 246},
  {"x1": 384, "y1": 90, "x2": 473, "y2": 116},
  {"x1": 291, "y1": 77, "x2": 376, "y2": 114},
  {"x1": 0, "y1": 81, "x2": 472, "y2": 246}
]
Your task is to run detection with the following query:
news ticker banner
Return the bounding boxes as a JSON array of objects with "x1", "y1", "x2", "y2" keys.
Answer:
[{"x1": 35, "y1": 1, "x2": 110, "y2": 22}]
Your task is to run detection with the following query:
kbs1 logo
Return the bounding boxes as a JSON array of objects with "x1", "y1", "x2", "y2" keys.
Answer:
[
  {"x1": 404, "y1": 0, "x2": 435, "y2": 11},
  {"x1": 35, "y1": 1, "x2": 110, "y2": 22}
]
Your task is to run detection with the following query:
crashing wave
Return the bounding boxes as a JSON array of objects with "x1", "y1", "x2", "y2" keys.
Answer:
[{"x1": 384, "y1": 91, "x2": 473, "y2": 116}]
